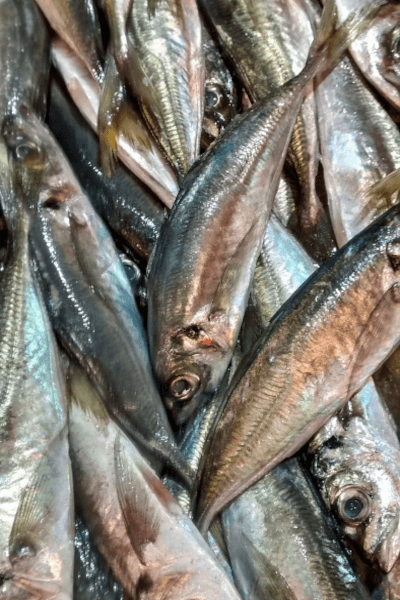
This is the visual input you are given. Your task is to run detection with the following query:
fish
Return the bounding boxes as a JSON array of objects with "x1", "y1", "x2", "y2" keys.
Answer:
[
  {"x1": 309, "y1": 412, "x2": 400, "y2": 573},
  {"x1": 68, "y1": 360, "x2": 242, "y2": 600},
  {"x1": 194, "y1": 202, "x2": 400, "y2": 536},
  {"x1": 51, "y1": 37, "x2": 179, "y2": 208},
  {"x1": 222, "y1": 458, "x2": 371, "y2": 600},
  {"x1": 125, "y1": 0, "x2": 205, "y2": 180},
  {"x1": 0, "y1": 135, "x2": 74, "y2": 599},
  {"x1": 328, "y1": 0, "x2": 400, "y2": 110},
  {"x1": 34, "y1": 0, "x2": 104, "y2": 82},
  {"x1": 147, "y1": 0, "x2": 378, "y2": 424},
  {"x1": 48, "y1": 79, "x2": 166, "y2": 264},
  {"x1": 0, "y1": 0, "x2": 49, "y2": 121},
  {"x1": 74, "y1": 514, "x2": 125, "y2": 600},
  {"x1": 201, "y1": 21, "x2": 238, "y2": 148},
  {"x1": 316, "y1": 54, "x2": 400, "y2": 248},
  {"x1": 197, "y1": 0, "x2": 329, "y2": 237},
  {"x1": 3, "y1": 111, "x2": 192, "y2": 487}
]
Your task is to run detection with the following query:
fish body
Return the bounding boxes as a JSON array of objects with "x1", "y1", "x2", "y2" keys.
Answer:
[
  {"x1": 199, "y1": 0, "x2": 325, "y2": 233},
  {"x1": 48, "y1": 80, "x2": 165, "y2": 263},
  {"x1": 0, "y1": 139, "x2": 74, "y2": 599},
  {"x1": 195, "y1": 203, "x2": 400, "y2": 535},
  {"x1": 147, "y1": 2, "x2": 346, "y2": 423},
  {"x1": 74, "y1": 514, "x2": 124, "y2": 600},
  {"x1": 125, "y1": 0, "x2": 204, "y2": 179},
  {"x1": 316, "y1": 54, "x2": 400, "y2": 248},
  {"x1": 51, "y1": 38, "x2": 179, "y2": 208},
  {"x1": 331, "y1": 0, "x2": 400, "y2": 110},
  {"x1": 8, "y1": 112, "x2": 190, "y2": 485},
  {"x1": 223, "y1": 458, "x2": 370, "y2": 600},
  {"x1": 0, "y1": 0, "x2": 49, "y2": 120},
  {"x1": 68, "y1": 362, "x2": 242, "y2": 600},
  {"x1": 34, "y1": 0, "x2": 103, "y2": 81}
]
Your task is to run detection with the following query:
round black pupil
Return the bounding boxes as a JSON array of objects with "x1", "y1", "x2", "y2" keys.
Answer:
[
  {"x1": 173, "y1": 379, "x2": 189, "y2": 396},
  {"x1": 344, "y1": 497, "x2": 363, "y2": 519},
  {"x1": 205, "y1": 90, "x2": 219, "y2": 108},
  {"x1": 16, "y1": 144, "x2": 32, "y2": 159}
]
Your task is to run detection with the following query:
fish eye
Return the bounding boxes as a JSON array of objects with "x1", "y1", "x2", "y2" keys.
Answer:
[
  {"x1": 15, "y1": 142, "x2": 37, "y2": 161},
  {"x1": 168, "y1": 373, "x2": 200, "y2": 401},
  {"x1": 205, "y1": 85, "x2": 223, "y2": 111},
  {"x1": 335, "y1": 487, "x2": 372, "y2": 526}
]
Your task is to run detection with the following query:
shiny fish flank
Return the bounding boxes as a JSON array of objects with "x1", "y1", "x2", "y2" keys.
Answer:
[
  {"x1": 223, "y1": 459, "x2": 370, "y2": 600},
  {"x1": 316, "y1": 54, "x2": 400, "y2": 248},
  {"x1": 68, "y1": 362, "x2": 242, "y2": 600},
  {"x1": 148, "y1": 0, "x2": 375, "y2": 424},
  {"x1": 0, "y1": 0, "x2": 49, "y2": 121},
  {"x1": 8, "y1": 112, "x2": 191, "y2": 485},
  {"x1": 0, "y1": 139, "x2": 74, "y2": 599},
  {"x1": 48, "y1": 80, "x2": 165, "y2": 263},
  {"x1": 51, "y1": 38, "x2": 179, "y2": 208},
  {"x1": 125, "y1": 0, "x2": 204, "y2": 180},
  {"x1": 198, "y1": 0, "x2": 325, "y2": 235},
  {"x1": 329, "y1": 0, "x2": 400, "y2": 109},
  {"x1": 195, "y1": 203, "x2": 400, "y2": 535}
]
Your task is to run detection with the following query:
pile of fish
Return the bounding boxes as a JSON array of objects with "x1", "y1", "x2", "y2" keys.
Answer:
[{"x1": 1, "y1": 0, "x2": 400, "y2": 598}]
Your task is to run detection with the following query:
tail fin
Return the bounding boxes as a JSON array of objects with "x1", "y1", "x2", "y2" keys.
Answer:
[{"x1": 304, "y1": 0, "x2": 389, "y2": 80}]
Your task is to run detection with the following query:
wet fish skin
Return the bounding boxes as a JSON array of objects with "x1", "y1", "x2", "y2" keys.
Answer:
[
  {"x1": 48, "y1": 79, "x2": 166, "y2": 264},
  {"x1": 0, "y1": 138, "x2": 74, "y2": 599},
  {"x1": 316, "y1": 54, "x2": 400, "y2": 248},
  {"x1": 223, "y1": 458, "x2": 370, "y2": 600},
  {"x1": 194, "y1": 203, "x2": 400, "y2": 535},
  {"x1": 74, "y1": 514, "x2": 124, "y2": 600},
  {"x1": 201, "y1": 21, "x2": 238, "y2": 148},
  {"x1": 51, "y1": 38, "x2": 179, "y2": 208},
  {"x1": 198, "y1": 0, "x2": 325, "y2": 235},
  {"x1": 125, "y1": 0, "x2": 205, "y2": 180},
  {"x1": 68, "y1": 361, "x2": 242, "y2": 600},
  {"x1": 34, "y1": 0, "x2": 103, "y2": 82},
  {"x1": 0, "y1": 0, "x2": 49, "y2": 121},
  {"x1": 331, "y1": 0, "x2": 400, "y2": 110},
  {"x1": 148, "y1": 0, "x2": 366, "y2": 424},
  {"x1": 310, "y1": 415, "x2": 400, "y2": 573},
  {"x1": 7, "y1": 111, "x2": 191, "y2": 487}
]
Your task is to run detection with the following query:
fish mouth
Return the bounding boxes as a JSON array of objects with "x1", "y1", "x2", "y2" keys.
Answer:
[{"x1": 364, "y1": 515, "x2": 400, "y2": 573}]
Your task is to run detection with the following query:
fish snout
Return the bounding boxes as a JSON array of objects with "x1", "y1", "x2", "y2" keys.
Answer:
[{"x1": 364, "y1": 514, "x2": 400, "y2": 573}]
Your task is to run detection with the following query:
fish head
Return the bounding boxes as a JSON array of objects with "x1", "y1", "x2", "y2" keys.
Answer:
[
  {"x1": 374, "y1": 6, "x2": 400, "y2": 90},
  {"x1": 159, "y1": 319, "x2": 233, "y2": 424},
  {"x1": 311, "y1": 416, "x2": 400, "y2": 573},
  {"x1": 202, "y1": 79, "x2": 237, "y2": 147}
]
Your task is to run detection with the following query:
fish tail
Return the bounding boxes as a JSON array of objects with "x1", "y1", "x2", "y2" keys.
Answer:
[{"x1": 304, "y1": 0, "x2": 387, "y2": 81}]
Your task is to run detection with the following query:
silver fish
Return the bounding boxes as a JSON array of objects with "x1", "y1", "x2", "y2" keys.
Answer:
[
  {"x1": 0, "y1": 137, "x2": 74, "y2": 599},
  {"x1": 68, "y1": 361, "x2": 242, "y2": 600}
]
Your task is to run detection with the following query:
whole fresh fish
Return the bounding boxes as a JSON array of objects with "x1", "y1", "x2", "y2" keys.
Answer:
[
  {"x1": 74, "y1": 514, "x2": 124, "y2": 600},
  {"x1": 68, "y1": 361, "x2": 242, "y2": 600},
  {"x1": 329, "y1": 0, "x2": 400, "y2": 110},
  {"x1": 0, "y1": 138, "x2": 74, "y2": 598},
  {"x1": 0, "y1": 0, "x2": 49, "y2": 121},
  {"x1": 309, "y1": 413, "x2": 400, "y2": 572},
  {"x1": 194, "y1": 203, "x2": 400, "y2": 536},
  {"x1": 316, "y1": 54, "x2": 400, "y2": 248},
  {"x1": 198, "y1": 0, "x2": 327, "y2": 237},
  {"x1": 125, "y1": 0, "x2": 204, "y2": 180},
  {"x1": 5, "y1": 111, "x2": 191, "y2": 486},
  {"x1": 201, "y1": 21, "x2": 238, "y2": 149},
  {"x1": 48, "y1": 80, "x2": 165, "y2": 264},
  {"x1": 34, "y1": 0, "x2": 103, "y2": 82},
  {"x1": 148, "y1": 0, "x2": 375, "y2": 424},
  {"x1": 51, "y1": 38, "x2": 179, "y2": 208}
]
